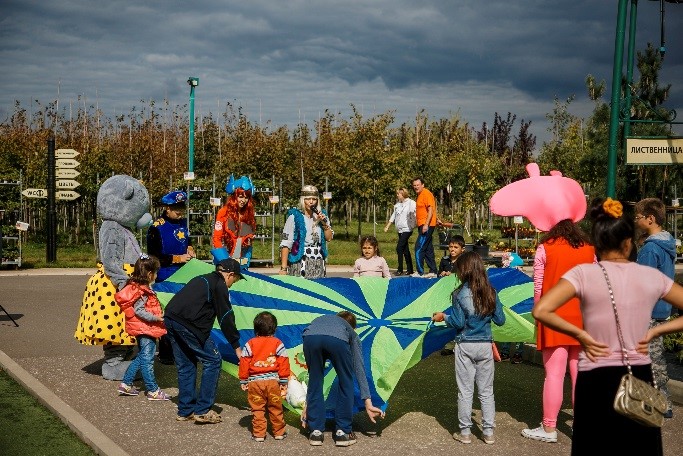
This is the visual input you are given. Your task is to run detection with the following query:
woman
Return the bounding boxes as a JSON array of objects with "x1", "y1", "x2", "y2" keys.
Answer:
[
  {"x1": 532, "y1": 197, "x2": 683, "y2": 455},
  {"x1": 522, "y1": 219, "x2": 595, "y2": 442},
  {"x1": 212, "y1": 174, "x2": 257, "y2": 268},
  {"x1": 279, "y1": 185, "x2": 333, "y2": 279},
  {"x1": 383, "y1": 187, "x2": 416, "y2": 275}
]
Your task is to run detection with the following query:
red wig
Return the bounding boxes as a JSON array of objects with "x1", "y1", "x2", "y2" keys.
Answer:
[{"x1": 226, "y1": 188, "x2": 256, "y2": 230}]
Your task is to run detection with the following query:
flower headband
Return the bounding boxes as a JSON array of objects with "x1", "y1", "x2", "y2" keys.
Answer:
[
  {"x1": 602, "y1": 197, "x2": 623, "y2": 219},
  {"x1": 140, "y1": 253, "x2": 150, "y2": 260},
  {"x1": 301, "y1": 190, "x2": 319, "y2": 198}
]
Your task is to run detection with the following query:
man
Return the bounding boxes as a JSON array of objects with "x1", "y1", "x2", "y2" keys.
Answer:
[
  {"x1": 635, "y1": 197, "x2": 677, "y2": 419},
  {"x1": 164, "y1": 258, "x2": 245, "y2": 423},
  {"x1": 411, "y1": 177, "x2": 438, "y2": 278}
]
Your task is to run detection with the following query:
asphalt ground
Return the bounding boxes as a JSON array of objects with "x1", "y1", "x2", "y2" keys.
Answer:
[{"x1": 0, "y1": 266, "x2": 682, "y2": 456}]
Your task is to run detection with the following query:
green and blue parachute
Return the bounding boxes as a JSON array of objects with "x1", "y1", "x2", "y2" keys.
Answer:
[{"x1": 155, "y1": 259, "x2": 534, "y2": 415}]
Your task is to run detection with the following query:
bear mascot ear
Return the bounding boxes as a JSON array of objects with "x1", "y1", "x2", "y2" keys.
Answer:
[{"x1": 489, "y1": 163, "x2": 586, "y2": 232}]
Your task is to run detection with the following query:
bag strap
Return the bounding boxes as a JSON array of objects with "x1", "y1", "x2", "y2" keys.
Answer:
[{"x1": 598, "y1": 263, "x2": 657, "y2": 386}]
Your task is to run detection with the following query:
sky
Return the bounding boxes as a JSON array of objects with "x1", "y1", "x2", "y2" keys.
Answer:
[{"x1": 1, "y1": 0, "x2": 682, "y2": 148}]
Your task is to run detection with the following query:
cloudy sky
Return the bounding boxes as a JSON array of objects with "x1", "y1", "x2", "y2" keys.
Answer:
[{"x1": 2, "y1": 0, "x2": 682, "y2": 147}]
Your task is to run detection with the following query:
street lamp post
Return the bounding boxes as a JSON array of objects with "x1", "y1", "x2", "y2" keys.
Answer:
[{"x1": 186, "y1": 77, "x2": 199, "y2": 232}]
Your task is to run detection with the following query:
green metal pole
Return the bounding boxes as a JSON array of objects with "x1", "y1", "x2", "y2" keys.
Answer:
[
  {"x1": 607, "y1": 0, "x2": 629, "y2": 198},
  {"x1": 623, "y1": 0, "x2": 639, "y2": 142}
]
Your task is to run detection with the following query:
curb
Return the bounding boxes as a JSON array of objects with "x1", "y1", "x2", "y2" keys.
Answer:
[{"x1": 0, "y1": 349, "x2": 131, "y2": 456}]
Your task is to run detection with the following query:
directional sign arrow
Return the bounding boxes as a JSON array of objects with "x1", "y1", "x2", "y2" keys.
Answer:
[
  {"x1": 22, "y1": 188, "x2": 48, "y2": 198},
  {"x1": 56, "y1": 190, "x2": 81, "y2": 201},
  {"x1": 56, "y1": 159, "x2": 80, "y2": 168},
  {"x1": 55, "y1": 148, "x2": 79, "y2": 159},
  {"x1": 56, "y1": 168, "x2": 80, "y2": 179},
  {"x1": 56, "y1": 179, "x2": 81, "y2": 189}
]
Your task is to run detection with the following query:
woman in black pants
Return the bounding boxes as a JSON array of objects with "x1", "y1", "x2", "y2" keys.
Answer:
[{"x1": 384, "y1": 188, "x2": 416, "y2": 275}]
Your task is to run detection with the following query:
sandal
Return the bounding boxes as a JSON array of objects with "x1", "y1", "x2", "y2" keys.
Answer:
[{"x1": 194, "y1": 410, "x2": 222, "y2": 424}]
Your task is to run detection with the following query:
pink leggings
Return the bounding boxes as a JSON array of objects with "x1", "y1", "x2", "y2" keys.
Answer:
[{"x1": 541, "y1": 345, "x2": 581, "y2": 428}]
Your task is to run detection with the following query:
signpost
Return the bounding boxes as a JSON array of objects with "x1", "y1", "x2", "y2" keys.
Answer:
[
  {"x1": 55, "y1": 179, "x2": 81, "y2": 189},
  {"x1": 56, "y1": 169, "x2": 80, "y2": 179},
  {"x1": 56, "y1": 159, "x2": 80, "y2": 168},
  {"x1": 22, "y1": 188, "x2": 48, "y2": 198},
  {"x1": 55, "y1": 148, "x2": 79, "y2": 159},
  {"x1": 56, "y1": 191, "x2": 80, "y2": 201}
]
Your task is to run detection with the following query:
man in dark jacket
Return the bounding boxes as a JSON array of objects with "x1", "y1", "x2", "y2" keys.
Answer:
[{"x1": 164, "y1": 258, "x2": 244, "y2": 423}]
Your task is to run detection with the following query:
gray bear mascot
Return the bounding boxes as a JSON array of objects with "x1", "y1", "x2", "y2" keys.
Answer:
[{"x1": 74, "y1": 175, "x2": 153, "y2": 380}]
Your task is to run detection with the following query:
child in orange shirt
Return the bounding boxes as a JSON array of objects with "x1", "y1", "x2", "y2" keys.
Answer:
[{"x1": 239, "y1": 311, "x2": 291, "y2": 441}]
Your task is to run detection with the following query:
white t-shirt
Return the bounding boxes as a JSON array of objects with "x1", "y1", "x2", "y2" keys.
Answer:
[
  {"x1": 562, "y1": 261, "x2": 673, "y2": 372},
  {"x1": 389, "y1": 198, "x2": 416, "y2": 233}
]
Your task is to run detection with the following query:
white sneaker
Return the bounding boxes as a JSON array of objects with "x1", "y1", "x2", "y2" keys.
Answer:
[
  {"x1": 521, "y1": 425, "x2": 557, "y2": 443},
  {"x1": 410, "y1": 272, "x2": 422, "y2": 277},
  {"x1": 423, "y1": 272, "x2": 437, "y2": 278}
]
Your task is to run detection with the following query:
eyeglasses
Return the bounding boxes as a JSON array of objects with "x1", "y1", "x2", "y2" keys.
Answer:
[{"x1": 634, "y1": 215, "x2": 646, "y2": 221}]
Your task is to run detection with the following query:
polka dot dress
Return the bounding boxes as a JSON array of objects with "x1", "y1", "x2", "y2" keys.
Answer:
[{"x1": 74, "y1": 264, "x2": 136, "y2": 346}]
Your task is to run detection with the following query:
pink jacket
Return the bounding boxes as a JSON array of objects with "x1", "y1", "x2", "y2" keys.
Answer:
[{"x1": 115, "y1": 283, "x2": 167, "y2": 338}]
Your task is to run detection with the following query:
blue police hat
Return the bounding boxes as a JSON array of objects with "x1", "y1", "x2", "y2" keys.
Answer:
[{"x1": 160, "y1": 190, "x2": 187, "y2": 206}]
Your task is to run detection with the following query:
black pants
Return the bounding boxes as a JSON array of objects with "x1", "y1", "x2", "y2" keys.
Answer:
[
  {"x1": 396, "y1": 231, "x2": 414, "y2": 274},
  {"x1": 157, "y1": 334, "x2": 175, "y2": 364}
]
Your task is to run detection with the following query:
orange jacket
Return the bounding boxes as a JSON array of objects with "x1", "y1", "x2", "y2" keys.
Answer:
[
  {"x1": 415, "y1": 188, "x2": 437, "y2": 227},
  {"x1": 238, "y1": 336, "x2": 291, "y2": 385}
]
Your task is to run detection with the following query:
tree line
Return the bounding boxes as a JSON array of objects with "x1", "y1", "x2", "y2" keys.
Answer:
[{"x1": 0, "y1": 43, "x2": 678, "y2": 245}]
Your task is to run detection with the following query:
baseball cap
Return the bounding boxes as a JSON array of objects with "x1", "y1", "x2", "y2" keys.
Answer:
[
  {"x1": 160, "y1": 190, "x2": 187, "y2": 207},
  {"x1": 216, "y1": 258, "x2": 246, "y2": 280}
]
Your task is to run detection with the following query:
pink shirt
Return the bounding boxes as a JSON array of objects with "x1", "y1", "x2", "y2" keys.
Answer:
[
  {"x1": 563, "y1": 261, "x2": 673, "y2": 372},
  {"x1": 353, "y1": 256, "x2": 392, "y2": 278}
]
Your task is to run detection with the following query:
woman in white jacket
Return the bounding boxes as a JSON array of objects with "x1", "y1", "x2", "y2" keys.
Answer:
[{"x1": 384, "y1": 188, "x2": 416, "y2": 275}]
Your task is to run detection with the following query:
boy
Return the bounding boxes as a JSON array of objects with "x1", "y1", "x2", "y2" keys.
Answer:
[
  {"x1": 239, "y1": 311, "x2": 291, "y2": 442},
  {"x1": 439, "y1": 235, "x2": 465, "y2": 355},
  {"x1": 164, "y1": 258, "x2": 245, "y2": 423},
  {"x1": 635, "y1": 197, "x2": 677, "y2": 418}
]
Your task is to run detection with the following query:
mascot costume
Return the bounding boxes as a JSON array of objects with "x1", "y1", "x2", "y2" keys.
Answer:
[
  {"x1": 212, "y1": 174, "x2": 256, "y2": 268},
  {"x1": 74, "y1": 175, "x2": 153, "y2": 380}
]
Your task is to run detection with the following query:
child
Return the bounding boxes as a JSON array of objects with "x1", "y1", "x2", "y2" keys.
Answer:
[
  {"x1": 239, "y1": 311, "x2": 291, "y2": 442},
  {"x1": 634, "y1": 197, "x2": 677, "y2": 418},
  {"x1": 439, "y1": 235, "x2": 465, "y2": 276},
  {"x1": 115, "y1": 254, "x2": 170, "y2": 401},
  {"x1": 439, "y1": 235, "x2": 466, "y2": 355},
  {"x1": 431, "y1": 251, "x2": 505, "y2": 445},
  {"x1": 302, "y1": 311, "x2": 385, "y2": 446},
  {"x1": 353, "y1": 235, "x2": 392, "y2": 278}
]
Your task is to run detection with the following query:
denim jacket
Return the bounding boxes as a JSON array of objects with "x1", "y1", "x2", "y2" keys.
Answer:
[{"x1": 444, "y1": 283, "x2": 505, "y2": 342}]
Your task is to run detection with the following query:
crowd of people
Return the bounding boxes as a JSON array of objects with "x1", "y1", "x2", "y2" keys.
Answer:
[{"x1": 75, "y1": 174, "x2": 682, "y2": 453}]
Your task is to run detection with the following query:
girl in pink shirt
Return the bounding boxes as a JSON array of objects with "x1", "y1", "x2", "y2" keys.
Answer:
[{"x1": 353, "y1": 235, "x2": 391, "y2": 278}]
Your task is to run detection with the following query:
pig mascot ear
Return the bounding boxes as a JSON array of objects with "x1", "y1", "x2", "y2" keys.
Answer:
[{"x1": 489, "y1": 163, "x2": 586, "y2": 232}]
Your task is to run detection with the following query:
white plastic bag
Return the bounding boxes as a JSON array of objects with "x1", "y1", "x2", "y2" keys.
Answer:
[{"x1": 286, "y1": 376, "x2": 307, "y2": 408}]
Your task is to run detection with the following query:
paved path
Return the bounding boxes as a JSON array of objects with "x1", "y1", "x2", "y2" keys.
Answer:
[{"x1": 0, "y1": 268, "x2": 681, "y2": 456}]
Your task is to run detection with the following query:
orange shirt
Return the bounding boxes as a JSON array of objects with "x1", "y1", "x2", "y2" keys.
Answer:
[
  {"x1": 415, "y1": 188, "x2": 437, "y2": 227},
  {"x1": 535, "y1": 239, "x2": 595, "y2": 349}
]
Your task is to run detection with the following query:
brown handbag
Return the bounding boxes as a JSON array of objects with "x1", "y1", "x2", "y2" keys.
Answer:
[{"x1": 599, "y1": 264, "x2": 667, "y2": 428}]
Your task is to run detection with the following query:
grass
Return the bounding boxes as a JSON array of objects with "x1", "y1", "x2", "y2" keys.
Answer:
[
  {"x1": 0, "y1": 369, "x2": 96, "y2": 455},
  {"x1": 13, "y1": 222, "x2": 511, "y2": 270}
]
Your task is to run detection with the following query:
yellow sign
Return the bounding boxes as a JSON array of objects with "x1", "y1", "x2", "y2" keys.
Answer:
[{"x1": 626, "y1": 138, "x2": 683, "y2": 164}]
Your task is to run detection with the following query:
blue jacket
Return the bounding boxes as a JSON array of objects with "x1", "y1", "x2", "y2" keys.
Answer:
[
  {"x1": 444, "y1": 283, "x2": 505, "y2": 343},
  {"x1": 637, "y1": 231, "x2": 677, "y2": 320}
]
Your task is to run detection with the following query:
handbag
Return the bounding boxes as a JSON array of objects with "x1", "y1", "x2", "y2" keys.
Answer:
[{"x1": 599, "y1": 264, "x2": 667, "y2": 428}]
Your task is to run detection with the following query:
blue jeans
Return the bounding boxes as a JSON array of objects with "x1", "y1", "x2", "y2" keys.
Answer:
[
  {"x1": 122, "y1": 335, "x2": 158, "y2": 392},
  {"x1": 164, "y1": 317, "x2": 222, "y2": 417},
  {"x1": 303, "y1": 334, "x2": 354, "y2": 434}
]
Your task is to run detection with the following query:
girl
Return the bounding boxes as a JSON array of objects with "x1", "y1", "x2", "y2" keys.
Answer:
[
  {"x1": 353, "y1": 235, "x2": 391, "y2": 278},
  {"x1": 431, "y1": 251, "x2": 505, "y2": 445},
  {"x1": 532, "y1": 198, "x2": 683, "y2": 455},
  {"x1": 115, "y1": 254, "x2": 170, "y2": 401}
]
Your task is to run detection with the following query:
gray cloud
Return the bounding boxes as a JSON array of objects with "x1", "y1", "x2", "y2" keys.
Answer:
[{"x1": 1, "y1": 0, "x2": 681, "y2": 146}]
